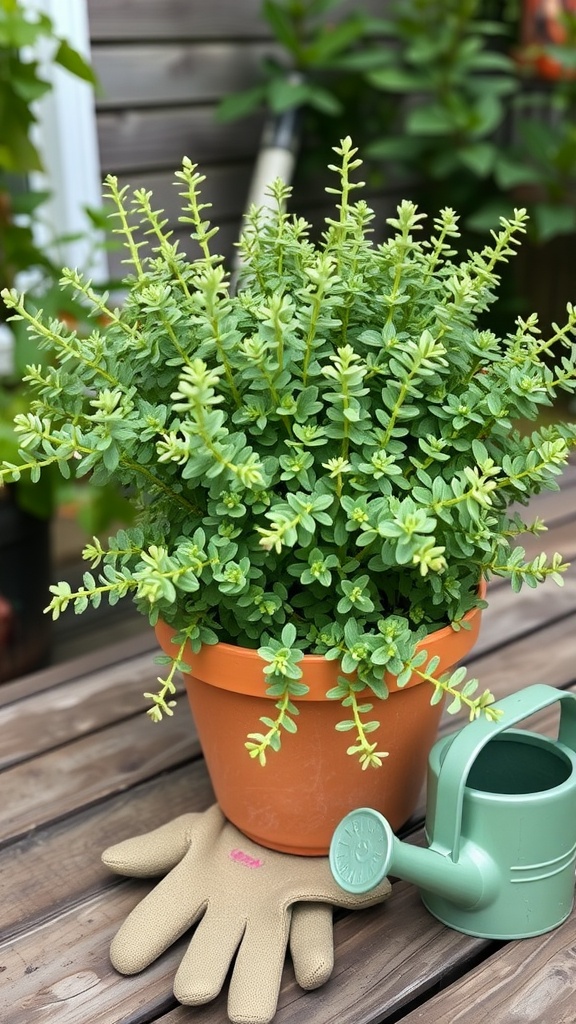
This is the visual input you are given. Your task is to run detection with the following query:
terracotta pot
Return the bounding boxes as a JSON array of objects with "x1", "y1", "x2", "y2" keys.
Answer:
[{"x1": 155, "y1": 594, "x2": 484, "y2": 856}]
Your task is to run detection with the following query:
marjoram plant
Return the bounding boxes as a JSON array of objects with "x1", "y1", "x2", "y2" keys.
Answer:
[{"x1": 1, "y1": 139, "x2": 575, "y2": 768}]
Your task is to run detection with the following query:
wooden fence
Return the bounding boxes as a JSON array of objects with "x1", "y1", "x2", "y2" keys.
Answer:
[{"x1": 86, "y1": 0, "x2": 390, "y2": 273}]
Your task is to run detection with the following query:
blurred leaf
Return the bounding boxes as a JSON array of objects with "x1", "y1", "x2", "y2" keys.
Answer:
[
  {"x1": 368, "y1": 67, "x2": 425, "y2": 92},
  {"x1": 458, "y1": 141, "x2": 496, "y2": 177},
  {"x1": 470, "y1": 93, "x2": 504, "y2": 137},
  {"x1": 466, "y1": 50, "x2": 515, "y2": 72},
  {"x1": 299, "y1": 83, "x2": 342, "y2": 115},
  {"x1": 406, "y1": 103, "x2": 458, "y2": 136},
  {"x1": 494, "y1": 155, "x2": 544, "y2": 189},
  {"x1": 465, "y1": 199, "x2": 516, "y2": 233},
  {"x1": 216, "y1": 85, "x2": 267, "y2": 122},
  {"x1": 9, "y1": 189, "x2": 51, "y2": 215},
  {"x1": 334, "y1": 49, "x2": 395, "y2": 72},
  {"x1": 263, "y1": 0, "x2": 300, "y2": 55},
  {"x1": 305, "y1": 15, "x2": 368, "y2": 66},
  {"x1": 0, "y1": 113, "x2": 43, "y2": 172},
  {"x1": 54, "y1": 39, "x2": 98, "y2": 85},
  {"x1": 9, "y1": 61, "x2": 51, "y2": 103},
  {"x1": 307, "y1": 0, "x2": 352, "y2": 15},
  {"x1": 269, "y1": 77, "x2": 341, "y2": 115},
  {"x1": 532, "y1": 202, "x2": 576, "y2": 242},
  {"x1": 366, "y1": 135, "x2": 423, "y2": 162},
  {"x1": 542, "y1": 44, "x2": 576, "y2": 70}
]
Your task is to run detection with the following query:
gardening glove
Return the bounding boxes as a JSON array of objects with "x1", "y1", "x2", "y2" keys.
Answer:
[{"x1": 102, "y1": 803, "x2": 391, "y2": 1024}]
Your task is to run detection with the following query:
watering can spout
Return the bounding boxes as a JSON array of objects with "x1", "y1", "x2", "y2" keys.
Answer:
[
  {"x1": 329, "y1": 808, "x2": 496, "y2": 910},
  {"x1": 330, "y1": 686, "x2": 576, "y2": 940}
]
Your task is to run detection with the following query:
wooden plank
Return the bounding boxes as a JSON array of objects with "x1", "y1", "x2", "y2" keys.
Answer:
[
  {"x1": 472, "y1": 573, "x2": 576, "y2": 658},
  {"x1": 517, "y1": 519, "x2": 576, "y2": 562},
  {"x1": 114, "y1": 163, "x2": 253, "y2": 226},
  {"x1": 91, "y1": 43, "x2": 271, "y2": 109},
  {"x1": 150, "y1": 885, "x2": 495, "y2": 1024},
  {"x1": 111, "y1": 164, "x2": 401, "y2": 230},
  {"x1": 50, "y1": 606, "x2": 150, "y2": 667},
  {"x1": 97, "y1": 106, "x2": 263, "y2": 174},
  {"x1": 0, "y1": 629, "x2": 156, "y2": 709},
  {"x1": 21, "y1": 663, "x2": 566, "y2": 948},
  {"x1": 87, "y1": 0, "x2": 382, "y2": 42},
  {"x1": 6, "y1": 664, "x2": 566, "y2": 1011},
  {"x1": 0, "y1": 762, "x2": 214, "y2": 940},
  {"x1": 514, "y1": 472, "x2": 576, "y2": 515},
  {"x1": 0, "y1": 707, "x2": 200, "y2": 847},
  {"x1": 87, "y1": 0, "x2": 272, "y2": 41},
  {"x1": 396, "y1": 904, "x2": 576, "y2": 1023},
  {"x1": 488, "y1": 527, "x2": 576, "y2": 598},
  {"x1": 105, "y1": 184, "x2": 408, "y2": 277},
  {"x1": 457, "y1": 610, "x2": 576, "y2": 704},
  {"x1": 0, "y1": 651, "x2": 182, "y2": 770},
  {"x1": 0, "y1": 883, "x2": 185, "y2": 1024},
  {"x1": 3, "y1": 564, "x2": 572, "y2": 774}
]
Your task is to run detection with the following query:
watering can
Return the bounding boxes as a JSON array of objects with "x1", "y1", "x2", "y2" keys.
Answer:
[{"x1": 329, "y1": 685, "x2": 576, "y2": 939}]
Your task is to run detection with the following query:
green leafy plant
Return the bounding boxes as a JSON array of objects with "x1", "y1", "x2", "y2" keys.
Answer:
[
  {"x1": 369, "y1": 0, "x2": 576, "y2": 242},
  {"x1": 0, "y1": 0, "x2": 102, "y2": 518},
  {"x1": 217, "y1": 0, "x2": 383, "y2": 123},
  {"x1": 0, "y1": 0, "x2": 97, "y2": 299},
  {"x1": 362, "y1": 0, "x2": 518, "y2": 215},
  {"x1": 221, "y1": 0, "x2": 576, "y2": 341},
  {"x1": 1, "y1": 138, "x2": 575, "y2": 766}
]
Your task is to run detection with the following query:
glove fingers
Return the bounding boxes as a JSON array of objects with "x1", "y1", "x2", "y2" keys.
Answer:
[
  {"x1": 289, "y1": 902, "x2": 334, "y2": 990},
  {"x1": 102, "y1": 814, "x2": 198, "y2": 877},
  {"x1": 110, "y1": 863, "x2": 205, "y2": 974},
  {"x1": 227, "y1": 913, "x2": 291, "y2": 1024},
  {"x1": 173, "y1": 907, "x2": 245, "y2": 1006}
]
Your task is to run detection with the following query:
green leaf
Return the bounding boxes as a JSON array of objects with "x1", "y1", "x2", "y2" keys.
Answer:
[
  {"x1": 54, "y1": 40, "x2": 98, "y2": 85},
  {"x1": 406, "y1": 104, "x2": 457, "y2": 136},
  {"x1": 368, "y1": 68, "x2": 424, "y2": 92},
  {"x1": 532, "y1": 203, "x2": 576, "y2": 243},
  {"x1": 281, "y1": 621, "x2": 297, "y2": 647},
  {"x1": 262, "y1": 0, "x2": 300, "y2": 53},
  {"x1": 447, "y1": 695, "x2": 462, "y2": 715},
  {"x1": 458, "y1": 142, "x2": 496, "y2": 178},
  {"x1": 216, "y1": 85, "x2": 267, "y2": 122}
]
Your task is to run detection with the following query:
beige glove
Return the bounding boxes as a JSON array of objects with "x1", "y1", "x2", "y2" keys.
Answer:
[{"x1": 102, "y1": 803, "x2": 391, "y2": 1024}]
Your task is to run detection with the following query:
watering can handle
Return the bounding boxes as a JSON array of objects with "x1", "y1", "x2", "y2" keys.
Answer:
[{"x1": 432, "y1": 684, "x2": 576, "y2": 862}]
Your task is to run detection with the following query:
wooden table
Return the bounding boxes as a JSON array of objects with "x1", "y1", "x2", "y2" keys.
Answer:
[{"x1": 1, "y1": 468, "x2": 576, "y2": 1024}]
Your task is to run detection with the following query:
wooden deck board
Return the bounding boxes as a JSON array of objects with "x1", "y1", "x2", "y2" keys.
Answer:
[
  {"x1": 0, "y1": 710, "x2": 199, "y2": 847},
  {"x1": 397, "y1": 906, "x2": 576, "y2": 1022},
  {"x1": 0, "y1": 651, "x2": 171, "y2": 769},
  {"x1": 0, "y1": 764, "x2": 214, "y2": 941}
]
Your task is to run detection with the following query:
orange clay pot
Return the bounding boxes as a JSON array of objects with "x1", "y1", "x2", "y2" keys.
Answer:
[{"x1": 155, "y1": 593, "x2": 485, "y2": 856}]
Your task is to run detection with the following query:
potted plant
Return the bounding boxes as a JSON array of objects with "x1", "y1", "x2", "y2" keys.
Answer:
[{"x1": 1, "y1": 138, "x2": 574, "y2": 853}]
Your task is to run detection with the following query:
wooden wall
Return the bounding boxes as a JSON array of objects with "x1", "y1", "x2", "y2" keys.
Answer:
[{"x1": 86, "y1": 0, "x2": 393, "y2": 275}]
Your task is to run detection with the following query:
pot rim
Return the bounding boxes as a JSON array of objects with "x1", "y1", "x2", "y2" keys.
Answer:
[{"x1": 155, "y1": 580, "x2": 487, "y2": 701}]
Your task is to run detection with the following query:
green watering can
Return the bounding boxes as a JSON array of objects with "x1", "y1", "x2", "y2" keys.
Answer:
[{"x1": 329, "y1": 685, "x2": 576, "y2": 939}]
